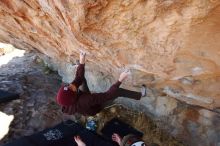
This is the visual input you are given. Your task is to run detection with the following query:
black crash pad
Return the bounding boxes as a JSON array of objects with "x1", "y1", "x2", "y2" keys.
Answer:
[
  {"x1": 101, "y1": 118, "x2": 143, "y2": 140},
  {"x1": 4, "y1": 120, "x2": 116, "y2": 146},
  {"x1": 0, "y1": 90, "x2": 19, "y2": 103}
]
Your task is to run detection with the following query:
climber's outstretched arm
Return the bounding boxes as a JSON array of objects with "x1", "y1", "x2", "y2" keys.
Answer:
[
  {"x1": 71, "y1": 52, "x2": 86, "y2": 89},
  {"x1": 86, "y1": 70, "x2": 131, "y2": 105}
]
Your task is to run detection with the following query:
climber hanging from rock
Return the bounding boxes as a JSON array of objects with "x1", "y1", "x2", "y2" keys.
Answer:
[{"x1": 56, "y1": 51, "x2": 147, "y2": 116}]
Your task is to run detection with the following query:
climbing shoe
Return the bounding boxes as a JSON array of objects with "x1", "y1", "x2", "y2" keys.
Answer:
[{"x1": 141, "y1": 84, "x2": 147, "y2": 97}]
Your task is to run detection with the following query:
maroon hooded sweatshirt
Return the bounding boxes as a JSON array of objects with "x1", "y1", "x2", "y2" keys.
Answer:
[{"x1": 61, "y1": 64, "x2": 122, "y2": 116}]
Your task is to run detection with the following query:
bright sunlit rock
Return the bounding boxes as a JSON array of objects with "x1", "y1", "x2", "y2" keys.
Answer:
[
  {"x1": 0, "y1": 111, "x2": 14, "y2": 140},
  {"x1": 0, "y1": 43, "x2": 25, "y2": 67}
]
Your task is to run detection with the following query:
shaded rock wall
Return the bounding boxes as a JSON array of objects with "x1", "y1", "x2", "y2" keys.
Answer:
[{"x1": 0, "y1": 0, "x2": 220, "y2": 146}]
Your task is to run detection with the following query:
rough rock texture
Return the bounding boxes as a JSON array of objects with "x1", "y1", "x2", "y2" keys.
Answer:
[
  {"x1": 0, "y1": 1, "x2": 220, "y2": 146},
  {"x1": 0, "y1": 0, "x2": 220, "y2": 109}
]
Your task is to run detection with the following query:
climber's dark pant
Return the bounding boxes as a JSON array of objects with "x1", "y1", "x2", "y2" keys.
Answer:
[
  {"x1": 81, "y1": 78, "x2": 141, "y2": 100},
  {"x1": 116, "y1": 88, "x2": 141, "y2": 100}
]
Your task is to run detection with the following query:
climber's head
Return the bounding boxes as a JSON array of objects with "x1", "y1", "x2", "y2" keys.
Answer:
[{"x1": 56, "y1": 84, "x2": 77, "y2": 106}]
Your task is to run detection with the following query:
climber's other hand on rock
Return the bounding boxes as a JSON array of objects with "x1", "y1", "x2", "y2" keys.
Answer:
[{"x1": 119, "y1": 69, "x2": 131, "y2": 82}]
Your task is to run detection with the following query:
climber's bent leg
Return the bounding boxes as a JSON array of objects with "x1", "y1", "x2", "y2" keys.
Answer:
[{"x1": 117, "y1": 88, "x2": 141, "y2": 100}]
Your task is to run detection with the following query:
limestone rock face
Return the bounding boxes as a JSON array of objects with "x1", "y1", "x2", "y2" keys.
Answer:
[
  {"x1": 0, "y1": 0, "x2": 220, "y2": 146},
  {"x1": 0, "y1": 0, "x2": 220, "y2": 109}
]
